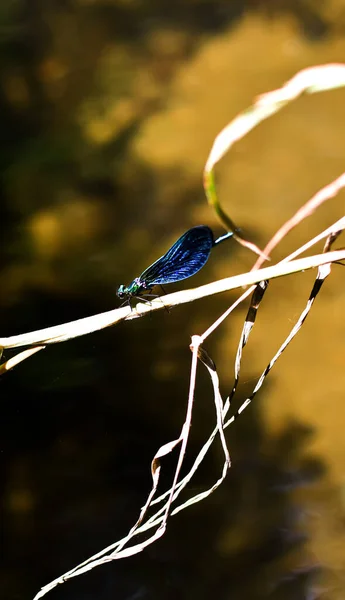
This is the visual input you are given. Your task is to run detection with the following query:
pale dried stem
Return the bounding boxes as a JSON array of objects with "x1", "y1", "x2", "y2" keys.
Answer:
[
  {"x1": 1, "y1": 250, "x2": 344, "y2": 357},
  {"x1": 252, "y1": 173, "x2": 345, "y2": 271}
]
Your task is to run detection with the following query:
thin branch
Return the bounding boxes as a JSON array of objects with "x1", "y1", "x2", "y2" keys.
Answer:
[
  {"x1": 201, "y1": 216, "x2": 345, "y2": 342},
  {"x1": 0, "y1": 347, "x2": 45, "y2": 374},
  {"x1": 252, "y1": 172, "x2": 345, "y2": 271},
  {"x1": 1, "y1": 250, "x2": 344, "y2": 355},
  {"x1": 203, "y1": 63, "x2": 345, "y2": 241}
]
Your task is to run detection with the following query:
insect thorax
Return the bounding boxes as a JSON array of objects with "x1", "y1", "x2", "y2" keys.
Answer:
[{"x1": 117, "y1": 277, "x2": 149, "y2": 299}]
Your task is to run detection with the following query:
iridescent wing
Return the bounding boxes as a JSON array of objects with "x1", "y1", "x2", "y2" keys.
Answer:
[{"x1": 139, "y1": 226, "x2": 214, "y2": 286}]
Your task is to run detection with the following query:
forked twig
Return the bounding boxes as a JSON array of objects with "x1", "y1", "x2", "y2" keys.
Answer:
[{"x1": 32, "y1": 63, "x2": 345, "y2": 599}]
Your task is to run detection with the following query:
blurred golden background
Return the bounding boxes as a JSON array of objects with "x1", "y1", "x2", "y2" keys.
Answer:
[{"x1": 1, "y1": 1, "x2": 345, "y2": 599}]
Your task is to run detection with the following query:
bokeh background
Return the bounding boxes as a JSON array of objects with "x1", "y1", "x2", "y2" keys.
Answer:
[{"x1": 1, "y1": 1, "x2": 345, "y2": 599}]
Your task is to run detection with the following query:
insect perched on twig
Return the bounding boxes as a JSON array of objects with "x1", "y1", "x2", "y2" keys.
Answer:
[{"x1": 117, "y1": 225, "x2": 233, "y2": 306}]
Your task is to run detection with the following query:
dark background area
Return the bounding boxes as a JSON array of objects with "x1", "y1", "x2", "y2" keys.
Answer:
[{"x1": 1, "y1": 1, "x2": 345, "y2": 599}]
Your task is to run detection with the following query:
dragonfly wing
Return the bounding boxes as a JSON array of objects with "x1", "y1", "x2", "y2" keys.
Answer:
[{"x1": 140, "y1": 226, "x2": 214, "y2": 286}]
